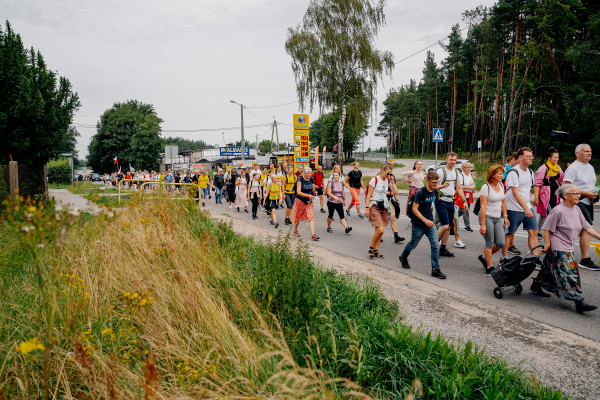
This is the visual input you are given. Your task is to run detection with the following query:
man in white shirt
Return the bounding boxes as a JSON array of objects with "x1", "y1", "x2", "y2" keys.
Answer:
[
  {"x1": 503, "y1": 147, "x2": 538, "y2": 258},
  {"x1": 563, "y1": 143, "x2": 600, "y2": 270},
  {"x1": 435, "y1": 152, "x2": 468, "y2": 257}
]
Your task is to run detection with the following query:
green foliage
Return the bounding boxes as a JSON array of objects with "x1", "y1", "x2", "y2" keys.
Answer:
[
  {"x1": 285, "y1": 0, "x2": 394, "y2": 165},
  {"x1": 47, "y1": 158, "x2": 72, "y2": 184},
  {"x1": 377, "y1": 1, "x2": 600, "y2": 161},
  {"x1": 88, "y1": 100, "x2": 162, "y2": 173},
  {"x1": 0, "y1": 21, "x2": 80, "y2": 169},
  {"x1": 162, "y1": 136, "x2": 208, "y2": 152},
  {"x1": 0, "y1": 166, "x2": 8, "y2": 202},
  {"x1": 310, "y1": 110, "x2": 366, "y2": 157}
]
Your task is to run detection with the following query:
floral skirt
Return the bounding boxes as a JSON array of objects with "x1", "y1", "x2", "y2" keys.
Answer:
[
  {"x1": 536, "y1": 250, "x2": 583, "y2": 301},
  {"x1": 292, "y1": 198, "x2": 314, "y2": 223}
]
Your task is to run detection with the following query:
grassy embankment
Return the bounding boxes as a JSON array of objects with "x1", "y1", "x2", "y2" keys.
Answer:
[{"x1": 0, "y1": 194, "x2": 564, "y2": 399}]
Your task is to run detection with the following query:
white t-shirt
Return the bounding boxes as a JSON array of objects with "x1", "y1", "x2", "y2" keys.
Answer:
[
  {"x1": 459, "y1": 173, "x2": 476, "y2": 200},
  {"x1": 504, "y1": 165, "x2": 533, "y2": 212},
  {"x1": 368, "y1": 176, "x2": 389, "y2": 203},
  {"x1": 479, "y1": 183, "x2": 505, "y2": 218},
  {"x1": 563, "y1": 160, "x2": 596, "y2": 205},
  {"x1": 249, "y1": 168, "x2": 261, "y2": 180},
  {"x1": 436, "y1": 167, "x2": 458, "y2": 202}
]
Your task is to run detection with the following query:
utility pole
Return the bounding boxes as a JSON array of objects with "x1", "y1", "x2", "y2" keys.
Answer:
[
  {"x1": 230, "y1": 100, "x2": 245, "y2": 162},
  {"x1": 256, "y1": 134, "x2": 259, "y2": 155},
  {"x1": 271, "y1": 118, "x2": 280, "y2": 152}
]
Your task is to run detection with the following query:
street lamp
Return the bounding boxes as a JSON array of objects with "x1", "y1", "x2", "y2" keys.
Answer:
[
  {"x1": 229, "y1": 100, "x2": 245, "y2": 163},
  {"x1": 60, "y1": 153, "x2": 74, "y2": 186}
]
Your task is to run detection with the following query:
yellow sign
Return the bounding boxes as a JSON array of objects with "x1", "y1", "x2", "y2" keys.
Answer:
[
  {"x1": 293, "y1": 114, "x2": 309, "y2": 130},
  {"x1": 293, "y1": 114, "x2": 310, "y2": 171}
]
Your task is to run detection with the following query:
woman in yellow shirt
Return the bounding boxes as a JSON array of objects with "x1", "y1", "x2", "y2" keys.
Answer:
[
  {"x1": 263, "y1": 175, "x2": 283, "y2": 228},
  {"x1": 283, "y1": 166, "x2": 297, "y2": 225}
]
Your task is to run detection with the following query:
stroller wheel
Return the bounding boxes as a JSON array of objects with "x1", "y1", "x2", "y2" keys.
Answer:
[
  {"x1": 514, "y1": 284, "x2": 523, "y2": 294},
  {"x1": 493, "y1": 287, "x2": 503, "y2": 299}
]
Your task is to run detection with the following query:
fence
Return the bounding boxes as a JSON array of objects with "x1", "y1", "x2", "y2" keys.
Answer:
[
  {"x1": 353, "y1": 152, "x2": 390, "y2": 163},
  {"x1": 1, "y1": 161, "x2": 47, "y2": 200}
]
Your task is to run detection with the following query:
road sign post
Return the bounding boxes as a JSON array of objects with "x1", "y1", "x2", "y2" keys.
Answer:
[
  {"x1": 293, "y1": 114, "x2": 310, "y2": 172},
  {"x1": 432, "y1": 128, "x2": 444, "y2": 170}
]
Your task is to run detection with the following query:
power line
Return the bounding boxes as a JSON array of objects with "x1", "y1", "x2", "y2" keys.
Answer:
[
  {"x1": 395, "y1": 25, "x2": 466, "y2": 65},
  {"x1": 163, "y1": 123, "x2": 271, "y2": 133},
  {"x1": 245, "y1": 100, "x2": 298, "y2": 109}
]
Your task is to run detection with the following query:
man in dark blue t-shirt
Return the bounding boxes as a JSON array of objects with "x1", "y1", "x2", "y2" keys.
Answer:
[{"x1": 399, "y1": 171, "x2": 447, "y2": 279}]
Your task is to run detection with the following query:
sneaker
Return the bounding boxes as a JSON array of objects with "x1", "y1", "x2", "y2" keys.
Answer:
[
  {"x1": 320, "y1": 208, "x2": 326, "y2": 213},
  {"x1": 345, "y1": 227, "x2": 352, "y2": 234},
  {"x1": 229, "y1": 205, "x2": 233, "y2": 209},
  {"x1": 399, "y1": 256, "x2": 410, "y2": 269},
  {"x1": 346, "y1": 209, "x2": 350, "y2": 216},
  {"x1": 508, "y1": 246, "x2": 521, "y2": 255},
  {"x1": 431, "y1": 269, "x2": 447, "y2": 279},
  {"x1": 394, "y1": 235, "x2": 405, "y2": 243},
  {"x1": 439, "y1": 248, "x2": 455, "y2": 257},
  {"x1": 244, "y1": 209, "x2": 248, "y2": 213},
  {"x1": 357, "y1": 214, "x2": 365, "y2": 219},
  {"x1": 477, "y1": 255, "x2": 487, "y2": 270},
  {"x1": 327, "y1": 227, "x2": 332, "y2": 233},
  {"x1": 269, "y1": 220, "x2": 274, "y2": 225},
  {"x1": 284, "y1": 218, "x2": 290, "y2": 225},
  {"x1": 453, "y1": 240, "x2": 466, "y2": 248},
  {"x1": 274, "y1": 222, "x2": 279, "y2": 229},
  {"x1": 465, "y1": 227, "x2": 473, "y2": 232},
  {"x1": 578, "y1": 258, "x2": 600, "y2": 271},
  {"x1": 575, "y1": 300, "x2": 598, "y2": 313},
  {"x1": 202, "y1": 202, "x2": 205, "y2": 207},
  {"x1": 530, "y1": 281, "x2": 551, "y2": 297}
]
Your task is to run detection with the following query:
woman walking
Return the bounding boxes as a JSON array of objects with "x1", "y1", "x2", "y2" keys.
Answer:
[
  {"x1": 326, "y1": 171, "x2": 352, "y2": 234},
  {"x1": 402, "y1": 160, "x2": 425, "y2": 214},
  {"x1": 477, "y1": 165, "x2": 509, "y2": 273},
  {"x1": 264, "y1": 175, "x2": 283, "y2": 228},
  {"x1": 457, "y1": 162, "x2": 476, "y2": 232},
  {"x1": 235, "y1": 170, "x2": 249, "y2": 212},
  {"x1": 532, "y1": 184, "x2": 600, "y2": 313},
  {"x1": 283, "y1": 166, "x2": 297, "y2": 225},
  {"x1": 225, "y1": 169, "x2": 237, "y2": 209},
  {"x1": 293, "y1": 167, "x2": 319, "y2": 240},
  {"x1": 534, "y1": 147, "x2": 564, "y2": 234},
  {"x1": 248, "y1": 172, "x2": 262, "y2": 220},
  {"x1": 387, "y1": 174, "x2": 404, "y2": 243},
  {"x1": 365, "y1": 164, "x2": 394, "y2": 259}
]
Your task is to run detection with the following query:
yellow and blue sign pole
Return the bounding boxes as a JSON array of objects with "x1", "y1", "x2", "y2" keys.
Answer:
[{"x1": 293, "y1": 114, "x2": 310, "y2": 173}]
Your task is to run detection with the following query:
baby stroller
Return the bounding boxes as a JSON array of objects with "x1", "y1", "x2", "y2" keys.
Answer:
[{"x1": 490, "y1": 245, "x2": 544, "y2": 299}]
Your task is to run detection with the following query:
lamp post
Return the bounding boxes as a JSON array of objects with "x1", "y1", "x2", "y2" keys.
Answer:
[
  {"x1": 229, "y1": 100, "x2": 245, "y2": 163},
  {"x1": 61, "y1": 153, "x2": 74, "y2": 186}
]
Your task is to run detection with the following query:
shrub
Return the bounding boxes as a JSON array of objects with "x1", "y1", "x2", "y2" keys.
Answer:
[
  {"x1": 0, "y1": 166, "x2": 8, "y2": 202},
  {"x1": 47, "y1": 158, "x2": 72, "y2": 184}
]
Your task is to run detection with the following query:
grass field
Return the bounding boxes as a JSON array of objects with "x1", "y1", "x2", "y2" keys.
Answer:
[{"x1": 0, "y1": 194, "x2": 564, "y2": 399}]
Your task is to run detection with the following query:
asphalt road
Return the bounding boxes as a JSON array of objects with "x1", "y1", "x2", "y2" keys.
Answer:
[{"x1": 206, "y1": 191, "x2": 600, "y2": 342}]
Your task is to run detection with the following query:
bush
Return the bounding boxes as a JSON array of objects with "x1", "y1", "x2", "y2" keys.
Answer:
[
  {"x1": 47, "y1": 158, "x2": 72, "y2": 184},
  {"x1": 0, "y1": 166, "x2": 8, "y2": 202}
]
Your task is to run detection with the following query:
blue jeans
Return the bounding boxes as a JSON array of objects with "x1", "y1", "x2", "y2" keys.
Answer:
[
  {"x1": 215, "y1": 187, "x2": 223, "y2": 203},
  {"x1": 201, "y1": 188, "x2": 209, "y2": 199},
  {"x1": 401, "y1": 224, "x2": 440, "y2": 270}
]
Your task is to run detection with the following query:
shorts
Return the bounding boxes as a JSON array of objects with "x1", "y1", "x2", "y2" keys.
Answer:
[
  {"x1": 327, "y1": 201, "x2": 345, "y2": 220},
  {"x1": 506, "y1": 209, "x2": 537, "y2": 233},
  {"x1": 350, "y1": 187, "x2": 361, "y2": 206},
  {"x1": 435, "y1": 199, "x2": 455, "y2": 226},
  {"x1": 265, "y1": 199, "x2": 280, "y2": 211},
  {"x1": 577, "y1": 202, "x2": 594, "y2": 224},
  {"x1": 369, "y1": 204, "x2": 389, "y2": 228},
  {"x1": 315, "y1": 187, "x2": 323, "y2": 196},
  {"x1": 285, "y1": 193, "x2": 296, "y2": 209}
]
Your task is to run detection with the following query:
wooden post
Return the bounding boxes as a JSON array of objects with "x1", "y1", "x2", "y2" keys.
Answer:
[{"x1": 9, "y1": 161, "x2": 18, "y2": 199}]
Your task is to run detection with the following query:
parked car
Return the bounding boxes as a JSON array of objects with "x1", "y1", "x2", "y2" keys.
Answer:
[
  {"x1": 91, "y1": 173, "x2": 102, "y2": 182},
  {"x1": 424, "y1": 159, "x2": 470, "y2": 173}
]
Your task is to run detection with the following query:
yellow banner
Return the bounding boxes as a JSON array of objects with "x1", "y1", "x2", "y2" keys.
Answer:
[{"x1": 293, "y1": 114, "x2": 309, "y2": 130}]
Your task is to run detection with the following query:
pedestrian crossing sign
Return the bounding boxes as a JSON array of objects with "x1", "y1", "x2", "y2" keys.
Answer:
[{"x1": 433, "y1": 128, "x2": 444, "y2": 142}]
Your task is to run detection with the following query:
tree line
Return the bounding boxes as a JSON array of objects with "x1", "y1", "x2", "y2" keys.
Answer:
[{"x1": 377, "y1": 0, "x2": 599, "y2": 161}]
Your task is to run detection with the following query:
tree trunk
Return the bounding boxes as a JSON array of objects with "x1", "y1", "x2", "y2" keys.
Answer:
[{"x1": 337, "y1": 102, "x2": 347, "y2": 173}]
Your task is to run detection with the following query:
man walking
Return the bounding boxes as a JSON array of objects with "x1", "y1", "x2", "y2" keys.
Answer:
[
  {"x1": 563, "y1": 143, "x2": 600, "y2": 270},
  {"x1": 212, "y1": 168, "x2": 225, "y2": 204},
  {"x1": 502, "y1": 147, "x2": 538, "y2": 259},
  {"x1": 435, "y1": 152, "x2": 468, "y2": 257},
  {"x1": 399, "y1": 171, "x2": 447, "y2": 279},
  {"x1": 312, "y1": 164, "x2": 326, "y2": 213},
  {"x1": 346, "y1": 161, "x2": 366, "y2": 218}
]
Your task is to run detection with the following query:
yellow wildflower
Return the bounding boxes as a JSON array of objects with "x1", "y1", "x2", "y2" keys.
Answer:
[
  {"x1": 101, "y1": 328, "x2": 112, "y2": 336},
  {"x1": 15, "y1": 337, "x2": 45, "y2": 354}
]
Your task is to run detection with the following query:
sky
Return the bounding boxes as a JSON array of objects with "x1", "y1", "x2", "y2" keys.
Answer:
[{"x1": 2, "y1": 0, "x2": 498, "y2": 158}]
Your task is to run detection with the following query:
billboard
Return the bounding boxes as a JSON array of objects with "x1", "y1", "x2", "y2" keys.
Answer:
[
  {"x1": 293, "y1": 114, "x2": 309, "y2": 171},
  {"x1": 220, "y1": 146, "x2": 250, "y2": 156}
]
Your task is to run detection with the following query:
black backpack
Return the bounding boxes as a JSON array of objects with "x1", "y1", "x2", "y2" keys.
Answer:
[{"x1": 407, "y1": 187, "x2": 437, "y2": 220}]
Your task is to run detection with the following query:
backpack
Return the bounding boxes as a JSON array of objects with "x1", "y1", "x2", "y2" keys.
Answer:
[
  {"x1": 504, "y1": 167, "x2": 533, "y2": 193},
  {"x1": 407, "y1": 187, "x2": 438, "y2": 220}
]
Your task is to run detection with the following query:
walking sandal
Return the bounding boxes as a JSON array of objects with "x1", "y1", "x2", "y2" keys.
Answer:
[
  {"x1": 369, "y1": 247, "x2": 375, "y2": 259},
  {"x1": 373, "y1": 249, "x2": 384, "y2": 259}
]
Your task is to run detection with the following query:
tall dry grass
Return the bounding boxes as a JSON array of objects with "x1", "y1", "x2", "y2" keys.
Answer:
[{"x1": 0, "y1": 195, "x2": 368, "y2": 399}]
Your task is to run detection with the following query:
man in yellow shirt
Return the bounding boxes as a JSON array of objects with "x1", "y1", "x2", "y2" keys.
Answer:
[
  {"x1": 283, "y1": 166, "x2": 297, "y2": 225},
  {"x1": 198, "y1": 170, "x2": 212, "y2": 207},
  {"x1": 264, "y1": 175, "x2": 283, "y2": 228}
]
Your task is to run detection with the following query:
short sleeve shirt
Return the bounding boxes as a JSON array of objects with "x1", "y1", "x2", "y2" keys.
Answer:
[
  {"x1": 504, "y1": 165, "x2": 533, "y2": 211},
  {"x1": 368, "y1": 176, "x2": 389, "y2": 203},
  {"x1": 542, "y1": 203, "x2": 591, "y2": 252},
  {"x1": 412, "y1": 187, "x2": 437, "y2": 229},
  {"x1": 479, "y1": 183, "x2": 505, "y2": 218},
  {"x1": 347, "y1": 170, "x2": 363, "y2": 189},
  {"x1": 563, "y1": 160, "x2": 596, "y2": 205},
  {"x1": 436, "y1": 167, "x2": 458, "y2": 202}
]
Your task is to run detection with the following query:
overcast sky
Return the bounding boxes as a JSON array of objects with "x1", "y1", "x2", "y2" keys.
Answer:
[{"x1": 3, "y1": 0, "x2": 497, "y2": 157}]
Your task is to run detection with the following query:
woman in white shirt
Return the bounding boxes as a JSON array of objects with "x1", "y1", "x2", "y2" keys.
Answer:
[
  {"x1": 478, "y1": 165, "x2": 510, "y2": 272},
  {"x1": 402, "y1": 161, "x2": 425, "y2": 214},
  {"x1": 364, "y1": 164, "x2": 395, "y2": 259}
]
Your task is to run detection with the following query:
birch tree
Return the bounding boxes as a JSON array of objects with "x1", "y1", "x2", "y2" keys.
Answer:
[{"x1": 285, "y1": 0, "x2": 394, "y2": 170}]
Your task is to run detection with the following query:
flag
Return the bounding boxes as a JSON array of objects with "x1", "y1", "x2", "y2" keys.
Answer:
[
  {"x1": 113, "y1": 156, "x2": 118, "y2": 164},
  {"x1": 129, "y1": 162, "x2": 135, "y2": 172}
]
